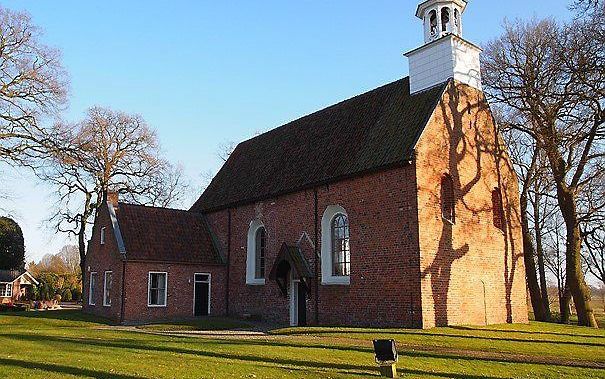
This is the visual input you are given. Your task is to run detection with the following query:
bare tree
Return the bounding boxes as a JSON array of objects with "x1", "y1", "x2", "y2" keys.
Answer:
[
  {"x1": 483, "y1": 17, "x2": 604, "y2": 327},
  {"x1": 39, "y1": 107, "x2": 187, "y2": 283},
  {"x1": 498, "y1": 111, "x2": 552, "y2": 321},
  {"x1": 0, "y1": 6, "x2": 68, "y2": 166},
  {"x1": 583, "y1": 223, "x2": 605, "y2": 286}
]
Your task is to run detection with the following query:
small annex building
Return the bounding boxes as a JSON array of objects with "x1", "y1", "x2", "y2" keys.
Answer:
[
  {"x1": 0, "y1": 270, "x2": 38, "y2": 304},
  {"x1": 83, "y1": 0, "x2": 528, "y2": 328}
]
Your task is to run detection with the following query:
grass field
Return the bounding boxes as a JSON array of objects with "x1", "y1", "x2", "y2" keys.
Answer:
[{"x1": 0, "y1": 311, "x2": 604, "y2": 379}]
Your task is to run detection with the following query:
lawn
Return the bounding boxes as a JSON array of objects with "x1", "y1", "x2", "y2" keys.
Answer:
[{"x1": 0, "y1": 311, "x2": 604, "y2": 379}]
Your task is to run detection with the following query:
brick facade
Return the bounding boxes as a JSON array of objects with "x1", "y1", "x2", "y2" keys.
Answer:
[
  {"x1": 415, "y1": 82, "x2": 528, "y2": 328},
  {"x1": 83, "y1": 204, "x2": 227, "y2": 323},
  {"x1": 83, "y1": 80, "x2": 527, "y2": 328}
]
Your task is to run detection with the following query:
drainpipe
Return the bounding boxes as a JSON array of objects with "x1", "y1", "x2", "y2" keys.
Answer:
[
  {"x1": 119, "y1": 259, "x2": 126, "y2": 324},
  {"x1": 226, "y1": 208, "x2": 232, "y2": 316},
  {"x1": 314, "y1": 188, "x2": 319, "y2": 325}
]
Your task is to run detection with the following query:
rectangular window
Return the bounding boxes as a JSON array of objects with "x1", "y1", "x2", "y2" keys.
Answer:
[
  {"x1": 0, "y1": 283, "x2": 12, "y2": 297},
  {"x1": 100, "y1": 227, "x2": 106, "y2": 245},
  {"x1": 148, "y1": 272, "x2": 167, "y2": 307},
  {"x1": 103, "y1": 271, "x2": 112, "y2": 307},
  {"x1": 89, "y1": 272, "x2": 97, "y2": 305}
]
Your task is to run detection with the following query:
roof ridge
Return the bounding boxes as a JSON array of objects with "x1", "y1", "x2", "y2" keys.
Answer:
[{"x1": 118, "y1": 202, "x2": 191, "y2": 213}]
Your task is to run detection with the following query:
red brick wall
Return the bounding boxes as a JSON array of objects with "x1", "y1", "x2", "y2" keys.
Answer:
[
  {"x1": 84, "y1": 204, "x2": 227, "y2": 323},
  {"x1": 415, "y1": 81, "x2": 528, "y2": 328},
  {"x1": 121, "y1": 262, "x2": 226, "y2": 323},
  {"x1": 82, "y1": 204, "x2": 124, "y2": 321},
  {"x1": 206, "y1": 164, "x2": 423, "y2": 328}
]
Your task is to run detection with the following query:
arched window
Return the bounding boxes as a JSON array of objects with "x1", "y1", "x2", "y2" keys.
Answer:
[
  {"x1": 441, "y1": 7, "x2": 450, "y2": 33},
  {"x1": 331, "y1": 214, "x2": 350, "y2": 277},
  {"x1": 321, "y1": 205, "x2": 351, "y2": 285},
  {"x1": 429, "y1": 10, "x2": 438, "y2": 37},
  {"x1": 492, "y1": 188, "x2": 505, "y2": 231},
  {"x1": 255, "y1": 227, "x2": 266, "y2": 279},
  {"x1": 441, "y1": 174, "x2": 455, "y2": 224},
  {"x1": 246, "y1": 220, "x2": 266, "y2": 285},
  {"x1": 454, "y1": 8, "x2": 460, "y2": 33}
]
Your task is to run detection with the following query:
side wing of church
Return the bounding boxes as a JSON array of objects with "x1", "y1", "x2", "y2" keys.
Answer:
[{"x1": 83, "y1": 0, "x2": 528, "y2": 328}]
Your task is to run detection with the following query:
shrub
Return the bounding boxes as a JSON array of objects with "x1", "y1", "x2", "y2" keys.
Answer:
[
  {"x1": 62, "y1": 288, "x2": 73, "y2": 302},
  {"x1": 72, "y1": 287, "x2": 82, "y2": 302}
]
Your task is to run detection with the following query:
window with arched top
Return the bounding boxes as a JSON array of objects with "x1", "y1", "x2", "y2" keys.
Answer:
[
  {"x1": 331, "y1": 214, "x2": 350, "y2": 277},
  {"x1": 454, "y1": 9, "x2": 460, "y2": 29},
  {"x1": 429, "y1": 10, "x2": 438, "y2": 36},
  {"x1": 441, "y1": 174, "x2": 455, "y2": 224},
  {"x1": 441, "y1": 8, "x2": 450, "y2": 33},
  {"x1": 246, "y1": 220, "x2": 266, "y2": 285},
  {"x1": 255, "y1": 227, "x2": 266, "y2": 279},
  {"x1": 321, "y1": 205, "x2": 351, "y2": 285},
  {"x1": 492, "y1": 188, "x2": 505, "y2": 231}
]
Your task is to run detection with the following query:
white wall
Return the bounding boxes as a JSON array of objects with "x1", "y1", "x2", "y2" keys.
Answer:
[{"x1": 406, "y1": 34, "x2": 482, "y2": 94}]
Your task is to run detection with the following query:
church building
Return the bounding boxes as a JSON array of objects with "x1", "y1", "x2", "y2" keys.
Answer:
[{"x1": 83, "y1": 0, "x2": 528, "y2": 329}]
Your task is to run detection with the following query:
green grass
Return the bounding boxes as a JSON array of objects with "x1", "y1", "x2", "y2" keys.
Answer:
[
  {"x1": 0, "y1": 311, "x2": 604, "y2": 378},
  {"x1": 136, "y1": 317, "x2": 251, "y2": 332}
]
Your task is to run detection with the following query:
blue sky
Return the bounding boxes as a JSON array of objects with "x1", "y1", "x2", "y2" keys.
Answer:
[{"x1": 0, "y1": 0, "x2": 572, "y2": 263}]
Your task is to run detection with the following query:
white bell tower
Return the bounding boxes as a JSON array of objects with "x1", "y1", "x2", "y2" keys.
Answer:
[{"x1": 405, "y1": 0, "x2": 482, "y2": 94}]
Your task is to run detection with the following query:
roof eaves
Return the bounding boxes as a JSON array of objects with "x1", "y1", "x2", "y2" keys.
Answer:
[{"x1": 201, "y1": 213, "x2": 227, "y2": 265}]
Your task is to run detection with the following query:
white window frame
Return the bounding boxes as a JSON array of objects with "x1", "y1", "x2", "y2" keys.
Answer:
[
  {"x1": 103, "y1": 271, "x2": 112, "y2": 307},
  {"x1": 0, "y1": 283, "x2": 13, "y2": 298},
  {"x1": 88, "y1": 272, "x2": 97, "y2": 306},
  {"x1": 100, "y1": 227, "x2": 106, "y2": 245},
  {"x1": 148, "y1": 272, "x2": 168, "y2": 307},
  {"x1": 192, "y1": 273, "x2": 212, "y2": 316},
  {"x1": 246, "y1": 220, "x2": 266, "y2": 285},
  {"x1": 321, "y1": 205, "x2": 351, "y2": 285}
]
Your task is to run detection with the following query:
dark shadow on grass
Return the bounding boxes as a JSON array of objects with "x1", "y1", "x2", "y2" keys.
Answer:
[
  {"x1": 204, "y1": 337, "x2": 605, "y2": 370},
  {"x1": 2, "y1": 309, "x2": 115, "y2": 325},
  {"x1": 0, "y1": 334, "x2": 377, "y2": 373},
  {"x1": 277, "y1": 328, "x2": 605, "y2": 347},
  {"x1": 449, "y1": 325, "x2": 605, "y2": 339},
  {"x1": 0, "y1": 357, "x2": 147, "y2": 379}
]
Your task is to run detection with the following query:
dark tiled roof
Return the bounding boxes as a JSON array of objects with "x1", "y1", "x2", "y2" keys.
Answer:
[
  {"x1": 0, "y1": 270, "x2": 22, "y2": 283},
  {"x1": 192, "y1": 77, "x2": 446, "y2": 212},
  {"x1": 115, "y1": 203, "x2": 224, "y2": 265}
]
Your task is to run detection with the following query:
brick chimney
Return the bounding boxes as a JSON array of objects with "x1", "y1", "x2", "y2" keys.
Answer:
[{"x1": 106, "y1": 191, "x2": 119, "y2": 209}]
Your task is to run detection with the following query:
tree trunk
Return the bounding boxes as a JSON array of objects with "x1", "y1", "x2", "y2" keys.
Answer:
[
  {"x1": 533, "y1": 192, "x2": 552, "y2": 321},
  {"x1": 560, "y1": 282, "x2": 571, "y2": 324},
  {"x1": 521, "y1": 193, "x2": 547, "y2": 321},
  {"x1": 557, "y1": 185, "x2": 598, "y2": 327}
]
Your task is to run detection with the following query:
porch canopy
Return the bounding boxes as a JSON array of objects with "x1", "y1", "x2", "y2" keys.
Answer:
[{"x1": 269, "y1": 243, "x2": 313, "y2": 296}]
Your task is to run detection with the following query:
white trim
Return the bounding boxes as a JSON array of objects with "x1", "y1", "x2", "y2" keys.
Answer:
[
  {"x1": 0, "y1": 283, "x2": 13, "y2": 298},
  {"x1": 103, "y1": 271, "x2": 112, "y2": 307},
  {"x1": 192, "y1": 273, "x2": 212, "y2": 316},
  {"x1": 320, "y1": 205, "x2": 351, "y2": 286},
  {"x1": 246, "y1": 219, "x2": 266, "y2": 286},
  {"x1": 100, "y1": 227, "x2": 106, "y2": 245},
  {"x1": 147, "y1": 272, "x2": 168, "y2": 307},
  {"x1": 289, "y1": 272, "x2": 299, "y2": 326},
  {"x1": 88, "y1": 272, "x2": 97, "y2": 306}
]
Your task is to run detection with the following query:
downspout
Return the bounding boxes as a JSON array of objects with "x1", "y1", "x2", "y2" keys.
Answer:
[
  {"x1": 314, "y1": 188, "x2": 319, "y2": 325},
  {"x1": 226, "y1": 208, "x2": 232, "y2": 316},
  {"x1": 120, "y1": 258, "x2": 126, "y2": 324}
]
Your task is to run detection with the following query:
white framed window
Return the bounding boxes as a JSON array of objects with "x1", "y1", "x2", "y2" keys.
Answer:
[
  {"x1": 103, "y1": 271, "x2": 112, "y2": 307},
  {"x1": 88, "y1": 272, "x2": 97, "y2": 306},
  {"x1": 0, "y1": 283, "x2": 13, "y2": 297},
  {"x1": 100, "y1": 227, "x2": 106, "y2": 245},
  {"x1": 321, "y1": 205, "x2": 351, "y2": 285},
  {"x1": 148, "y1": 272, "x2": 167, "y2": 307},
  {"x1": 246, "y1": 220, "x2": 266, "y2": 285}
]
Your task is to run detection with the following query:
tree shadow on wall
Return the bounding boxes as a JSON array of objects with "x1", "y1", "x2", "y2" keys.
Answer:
[{"x1": 421, "y1": 80, "x2": 515, "y2": 327}]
